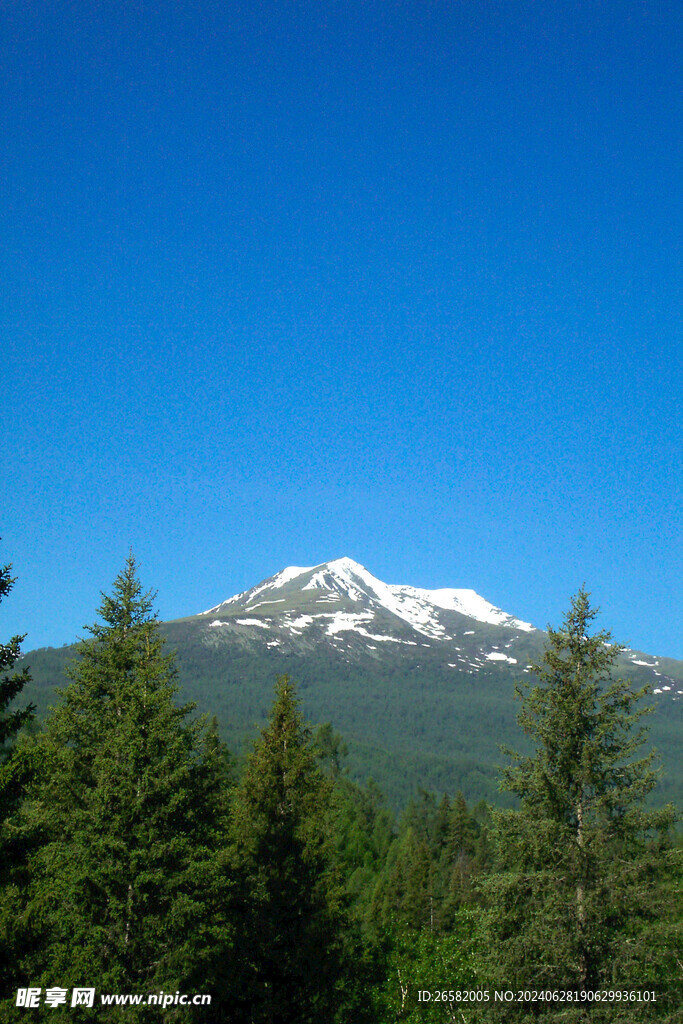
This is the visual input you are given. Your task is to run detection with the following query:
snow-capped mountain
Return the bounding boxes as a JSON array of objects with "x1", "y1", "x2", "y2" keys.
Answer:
[
  {"x1": 204, "y1": 557, "x2": 535, "y2": 634},
  {"x1": 186, "y1": 557, "x2": 683, "y2": 698},
  {"x1": 18, "y1": 557, "x2": 683, "y2": 807},
  {"x1": 197, "y1": 557, "x2": 537, "y2": 671}
]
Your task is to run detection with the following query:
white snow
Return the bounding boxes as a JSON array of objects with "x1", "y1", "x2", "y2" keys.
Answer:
[
  {"x1": 355, "y1": 630, "x2": 396, "y2": 641},
  {"x1": 419, "y1": 587, "x2": 535, "y2": 631},
  {"x1": 274, "y1": 564, "x2": 316, "y2": 586},
  {"x1": 631, "y1": 658, "x2": 659, "y2": 667},
  {"x1": 299, "y1": 558, "x2": 536, "y2": 638},
  {"x1": 305, "y1": 610, "x2": 419, "y2": 645},
  {"x1": 202, "y1": 584, "x2": 265, "y2": 614},
  {"x1": 324, "y1": 611, "x2": 375, "y2": 635},
  {"x1": 235, "y1": 618, "x2": 270, "y2": 628},
  {"x1": 486, "y1": 652, "x2": 518, "y2": 664},
  {"x1": 287, "y1": 615, "x2": 315, "y2": 629},
  {"x1": 201, "y1": 556, "x2": 537, "y2": 639}
]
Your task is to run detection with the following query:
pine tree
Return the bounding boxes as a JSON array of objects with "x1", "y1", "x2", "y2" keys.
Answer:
[
  {"x1": 0, "y1": 553, "x2": 34, "y2": 765},
  {"x1": 446, "y1": 791, "x2": 476, "y2": 864},
  {"x1": 441, "y1": 791, "x2": 479, "y2": 923},
  {"x1": 229, "y1": 676, "x2": 361, "y2": 1024},
  {"x1": 482, "y1": 587, "x2": 680, "y2": 1021},
  {"x1": 17, "y1": 555, "x2": 231, "y2": 1021},
  {"x1": 313, "y1": 735, "x2": 394, "y2": 920},
  {"x1": 0, "y1": 551, "x2": 35, "y2": 1000}
]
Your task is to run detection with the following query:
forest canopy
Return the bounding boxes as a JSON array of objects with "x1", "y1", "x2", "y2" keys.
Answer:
[{"x1": 1, "y1": 556, "x2": 680, "y2": 1022}]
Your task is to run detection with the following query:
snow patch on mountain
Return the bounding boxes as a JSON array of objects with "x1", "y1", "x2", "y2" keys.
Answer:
[
  {"x1": 425, "y1": 588, "x2": 534, "y2": 631},
  {"x1": 275, "y1": 565, "x2": 316, "y2": 586},
  {"x1": 287, "y1": 615, "x2": 315, "y2": 629},
  {"x1": 323, "y1": 611, "x2": 374, "y2": 635}
]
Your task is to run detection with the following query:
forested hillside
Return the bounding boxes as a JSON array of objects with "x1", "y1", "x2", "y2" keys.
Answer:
[
  {"x1": 2, "y1": 557, "x2": 681, "y2": 1021},
  {"x1": 14, "y1": 560, "x2": 683, "y2": 812}
]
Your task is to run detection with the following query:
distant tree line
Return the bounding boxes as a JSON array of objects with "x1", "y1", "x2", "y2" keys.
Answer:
[{"x1": 0, "y1": 550, "x2": 681, "y2": 1021}]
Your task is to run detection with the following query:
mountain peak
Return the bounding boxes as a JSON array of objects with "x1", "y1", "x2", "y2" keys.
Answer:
[
  {"x1": 250, "y1": 557, "x2": 371, "y2": 590},
  {"x1": 201, "y1": 558, "x2": 535, "y2": 644},
  {"x1": 188, "y1": 560, "x2": 681, "y2": 701},
  {"x1": 323, "y1": 556, "x2": 369, "y2": 574}
]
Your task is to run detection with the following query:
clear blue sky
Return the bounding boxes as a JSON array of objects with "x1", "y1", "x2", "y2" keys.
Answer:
[{"x1": 2, "y1": 1, "x2": 681, "y2": 658}]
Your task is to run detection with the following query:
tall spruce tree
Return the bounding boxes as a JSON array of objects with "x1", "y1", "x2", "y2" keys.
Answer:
[
  {"x1": 0, "y1": 551, "x2": 35, "y2": 1000},
  {"x1": 482, "y1": 588, "x2": 680, "y2": 1022},
  {"x1": 229, "y1": 676, "x2": 365, "y2": 1024},
  {"x1": 16, "y1": 555, "x2": 231, "y2": 1022},
  {"x1": 0, "y1": 553, "x2": 34, "y2": 766}
]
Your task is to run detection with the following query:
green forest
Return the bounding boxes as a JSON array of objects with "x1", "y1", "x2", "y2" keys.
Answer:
[{"x1": 1, "y1": 554, "x2": 681, "y2": 1022}]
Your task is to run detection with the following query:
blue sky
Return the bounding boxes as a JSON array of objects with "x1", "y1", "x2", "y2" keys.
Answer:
[{"x1": 2, "y1": 1, "x2": 681, "y2": 658}]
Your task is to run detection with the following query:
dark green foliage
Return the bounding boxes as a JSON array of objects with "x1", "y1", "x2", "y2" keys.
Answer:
[
  {"x1": 312, "y1": 726, "x2": 396, "y2": 921},
  {"x1": 11, "y1": 556, "x2": 231, "y2": 1021},
  {"x1": 481, "y1": 588, "x2": 681, "y2": 1021},
  {"x1": 0, "y1": 552, "x2": 36, "y2": 1000},
  {"x1": 369, "y1": 788, "x2": 488, "y2": 939},
  {"x1": 229, "y1": 676, "x2": 375, "y2": 1023},
  {"x1": 0, "y1": 555, "x2": 34, "y2": 762},
  {"x1": 1, "y1": 569, "x2": 681, "y2": 1022},
  {"x1": 314, "y1": 721, "x2": 349, "y2": 779}
]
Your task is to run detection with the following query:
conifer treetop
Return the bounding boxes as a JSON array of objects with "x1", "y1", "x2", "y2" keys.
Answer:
[
  {"x1": 502, "y1": 585, "x2": 665, "y2": 828},
  {"x1": 59, "y1": 554, "x2": 181, "y2": 732},
  {"x1": 0, "y1": 547, "x2": 34, "y2": 751},
  {"x1": 89, "y1": 551, "x2": 157, "y2": 638}
]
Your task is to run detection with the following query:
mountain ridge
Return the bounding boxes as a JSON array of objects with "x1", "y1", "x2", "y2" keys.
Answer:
[
  {"x1": 201, "y1": 556, "x2": 536, "y2": 633},
  {"x1": 15, "y1": 557, "x2": 683, "y2": 808},
  {"x1": 190, "y1": 556, "x2": 538, "y2": 674},
  {"x1": 183, "y1": 557, "x2": 680, "y2": 693}
]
